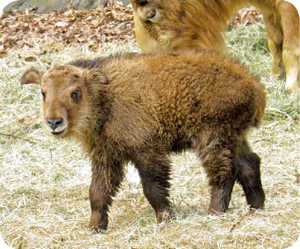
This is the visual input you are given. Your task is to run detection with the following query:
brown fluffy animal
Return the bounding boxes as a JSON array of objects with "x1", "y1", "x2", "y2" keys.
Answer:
[
  {"x1": 131, "y1": 0, "x2": 299, "y2": 90},
  {"x1": 21, "y1": 50, "x2": 266, "y2": 233}
]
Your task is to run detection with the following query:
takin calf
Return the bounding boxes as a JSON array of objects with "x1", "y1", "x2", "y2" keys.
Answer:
[{"x1": 21, "y1": 50, "x2": 266, "y2": 233}]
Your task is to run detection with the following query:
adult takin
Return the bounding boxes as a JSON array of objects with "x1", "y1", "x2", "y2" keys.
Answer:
[
  {"x1": 131, "y1": 0, "x2": 299, "y2": 90},
  {"x1": 21, "y1": 50, "x2": 266, "y2": 233}
]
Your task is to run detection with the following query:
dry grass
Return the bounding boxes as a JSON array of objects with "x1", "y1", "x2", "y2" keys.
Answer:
[{"x1": 0, "y1": 22, "x2": 299, "y2": 249}]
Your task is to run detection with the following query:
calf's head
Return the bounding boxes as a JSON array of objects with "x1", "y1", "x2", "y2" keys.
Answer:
[{"x1": 21, "y1": 66, "x2": 106, "y2": 138}]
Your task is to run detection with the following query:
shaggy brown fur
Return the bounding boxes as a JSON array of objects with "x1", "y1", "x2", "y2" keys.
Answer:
[
  {"x1": 131, "y1": 0, "x2": 299, "y2": 90},
  {"x1": 21, "y1": 50, "x2": 266, "y2": 233}
]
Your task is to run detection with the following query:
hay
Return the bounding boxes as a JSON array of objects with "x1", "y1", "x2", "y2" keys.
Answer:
[{"x1": 0, "y1": 22, "x2": 299, "y2": 248}]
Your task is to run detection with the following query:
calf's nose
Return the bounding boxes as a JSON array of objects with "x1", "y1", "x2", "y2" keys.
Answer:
[{"x1": 46, "y1": 119, "x2": 64, "y2": 131}]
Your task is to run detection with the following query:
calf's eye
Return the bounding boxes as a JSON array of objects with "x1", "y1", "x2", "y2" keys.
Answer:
[{"x1": 71, "y1": 89, "x2": 80, "y2": 101}]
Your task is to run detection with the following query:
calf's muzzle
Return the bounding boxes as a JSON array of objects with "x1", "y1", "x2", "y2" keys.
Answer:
[{"x1": 46, "y1": 118, "x2": 64, "y2": 131}]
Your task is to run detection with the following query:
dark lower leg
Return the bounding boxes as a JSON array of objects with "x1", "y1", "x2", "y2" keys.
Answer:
[
  {"x1": 89, "y1": 161, "x2": 124, "y2": 233},
  {"x1": 133, "y1": 149, "x2": 173, "y2": 224},
  {"x1": 236, "y1": 141, "x2": 265, "y2": 209},
  {"x1": 199, "y1": 142, "x2": 237, "y2": 214},
  {"x1": 209, "y1": 176, "x2": 236, "y2": 214},
  {"x1": 141, "y1": 177, "x2": 173, "y2": 223}
]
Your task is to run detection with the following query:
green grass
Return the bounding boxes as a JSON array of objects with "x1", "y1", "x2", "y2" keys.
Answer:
[{"x1": 0, "y1": 22, "x2": 299, "y2": 248}]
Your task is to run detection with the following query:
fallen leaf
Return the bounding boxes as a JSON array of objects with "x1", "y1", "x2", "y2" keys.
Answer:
[{"x1": 24, "y1": 56, "x2": 37, "y2": 62}]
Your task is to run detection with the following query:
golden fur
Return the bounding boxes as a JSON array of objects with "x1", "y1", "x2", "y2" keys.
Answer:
[
  {"x1": 21, "y1": 50, "x2": 266, "y2": 232},
  {"x1": 131, "y1": 0, "x2": 299, "y2": 90}
]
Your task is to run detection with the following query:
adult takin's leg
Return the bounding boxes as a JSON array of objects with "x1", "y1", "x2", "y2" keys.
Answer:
[
  {"x1": 263, "y1": 9, "x2": 285, "y2": 81},
  {"x1": 89, "y1": 159, "x2": 124, "y2": 233},
  {"x1": 277, "y1": 1, "x2": 300, "y2": 90},
  {"x1": 132, "y1": 146, "x2": 173, "y2": 224},
  {"x1": 235, "y1": 140, "x2": 265, "y2": 210}
]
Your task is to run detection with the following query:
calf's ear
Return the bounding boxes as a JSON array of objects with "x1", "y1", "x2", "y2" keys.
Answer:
[
  {"x1": 84, "y1": 69, "x2": 109, "y2": 85},
  {"x1": 21, "y1": 68, "x2": 44, "y2": 85}
]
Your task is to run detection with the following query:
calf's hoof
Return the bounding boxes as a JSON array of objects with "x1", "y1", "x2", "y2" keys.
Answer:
[
  {"x1": 208, "y1": 206, "x2": 227, "y2": 215},
  {"x1": 89, "y1": 212, "x2": 108, "y2": 234},
  {"x1": 90, "y1": 225, "x2": 107, "y2": 234},
  {"x1": 156, "y1": 208, "x2": 174, "y2": 224},
  {"x1": 249, "y1": 202, "x2": 265, "y2": 210}
]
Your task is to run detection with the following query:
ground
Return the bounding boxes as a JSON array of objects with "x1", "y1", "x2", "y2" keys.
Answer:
[{"x1": 0, "y1": 3, "x2": 299, "y2": 249}]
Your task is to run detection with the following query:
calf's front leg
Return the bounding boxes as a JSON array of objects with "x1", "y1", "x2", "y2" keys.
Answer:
[
  {"x1": 132, "y1": 147, "x2": 173, "y2": 224},
  {"x1": 89, "y1": 160, "x2": 124, "y2": 233}
]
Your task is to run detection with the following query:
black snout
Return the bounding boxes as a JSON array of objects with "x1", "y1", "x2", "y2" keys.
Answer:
[{"x1": 46, "y1": 119, "x2": 64, "y2": 131}]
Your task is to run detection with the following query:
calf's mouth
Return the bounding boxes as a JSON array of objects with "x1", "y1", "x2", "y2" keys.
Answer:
[{"x1": 51, "y1": 127, "x2": 67, "y2": 137}]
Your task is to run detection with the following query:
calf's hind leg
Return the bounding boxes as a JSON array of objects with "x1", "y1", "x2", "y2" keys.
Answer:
[
  {"x1": 197, "y1": 140, "x2": 237, "y2": 214},
  {"x1": 236, "y1": 140, "x2": 265, "y2": 210},
  {"x1": 132, "y1": 146, "x2": 173, "y2": 223}
]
